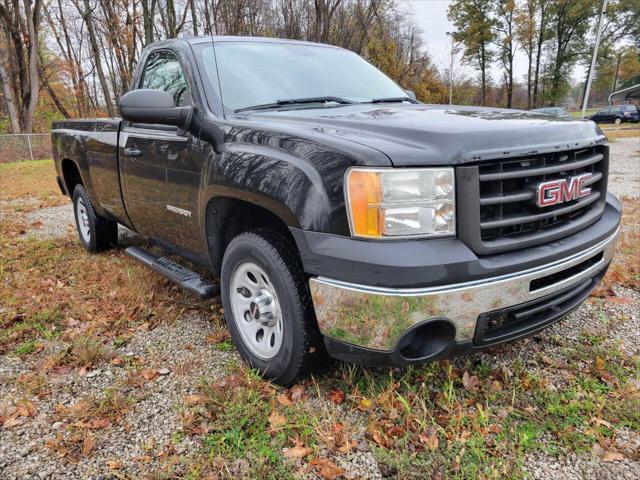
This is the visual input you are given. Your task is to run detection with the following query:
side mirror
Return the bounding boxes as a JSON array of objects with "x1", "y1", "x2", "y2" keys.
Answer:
[
  {"x1": 119, "y1": 89, "x2": 192, "y2": 127},
  {"x1": 404, "y1": 89, "x2": 417, "y2": 101}
]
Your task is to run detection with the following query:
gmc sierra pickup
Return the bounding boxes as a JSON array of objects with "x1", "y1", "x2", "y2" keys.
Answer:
[{"x1": 52, "y1": 36, "x2": 620, "y2": 386}]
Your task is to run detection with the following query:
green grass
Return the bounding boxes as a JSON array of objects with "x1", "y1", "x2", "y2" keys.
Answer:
[{"x1": 14, "y1": 339, "x2": 37, "y2": 356}]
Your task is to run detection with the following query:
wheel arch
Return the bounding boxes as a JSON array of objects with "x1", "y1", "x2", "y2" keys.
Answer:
[
  {"x1": 204, "y1": 195, "x2": 300, "y2": 275},
  {"x1": 60, "y1": 158, "x2": 84, "y2": 196}
]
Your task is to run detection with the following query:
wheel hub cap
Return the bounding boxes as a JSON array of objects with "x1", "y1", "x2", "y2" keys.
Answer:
[
  {"x1": 76, "y1": 197, "x2": 91, "y2": 242},
  {"x1": 229, "y1": 262, "x2": 283, "y2": 360}
]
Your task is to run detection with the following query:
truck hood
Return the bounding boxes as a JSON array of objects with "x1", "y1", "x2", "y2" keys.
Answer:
[{"x1": 240, "y1": 104, "x2": 606, "y2": 166}]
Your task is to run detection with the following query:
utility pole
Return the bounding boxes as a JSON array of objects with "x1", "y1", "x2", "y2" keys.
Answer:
[
  {"x1": 446, "y1": 31, "x2": 456, "y2": 105},
  {"x1": 581, "y1": 0, "x2": 609, "y2": 118}
]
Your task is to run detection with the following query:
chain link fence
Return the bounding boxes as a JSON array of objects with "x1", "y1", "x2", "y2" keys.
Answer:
[{"x1": 0, "y1": 134, "x2": 52, "y2": 163}]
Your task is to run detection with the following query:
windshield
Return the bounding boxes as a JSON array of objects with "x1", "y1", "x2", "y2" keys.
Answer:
[{"x1": 197, "y1": 41, "x2": 407, "y2": 113}]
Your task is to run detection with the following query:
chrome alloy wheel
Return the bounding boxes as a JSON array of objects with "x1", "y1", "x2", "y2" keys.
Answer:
[
  {"x1": 229, "y1": 261, "x2": 284, "y2": 360},
  {"x1": 76, "y1": 196, "x2": 91, "y2": 242}
]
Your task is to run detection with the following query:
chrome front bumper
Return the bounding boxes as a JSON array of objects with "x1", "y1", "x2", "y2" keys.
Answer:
[{"x1": 309, "y1": 228, "x2": 619, "y2": 352}]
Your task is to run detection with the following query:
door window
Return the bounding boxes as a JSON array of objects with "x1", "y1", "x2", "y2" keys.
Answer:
[{"x1": 141, "y1": 51, "x2": 191, "y2": 107}]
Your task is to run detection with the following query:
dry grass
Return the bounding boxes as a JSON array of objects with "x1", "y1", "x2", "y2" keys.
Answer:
[
  {"x1": 596, "y1": 197, "x2": 640, "y2": 294},
  {"x1": 0, "y1": 161, "x2": 215, "y2": 357},
  {"x1": 0, "y1": 159, "x2": 65, "y2": 203},
  {"x1": 1, "y1": 235, "x2": 213, "y2": 355},
  {"x1": 600, "y1": 124, "x2": 640, "y2": 140}
]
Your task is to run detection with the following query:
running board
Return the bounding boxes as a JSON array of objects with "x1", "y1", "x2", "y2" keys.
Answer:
[{"x1": 124, "y1": 246, "x2": 219, "y2": 299}]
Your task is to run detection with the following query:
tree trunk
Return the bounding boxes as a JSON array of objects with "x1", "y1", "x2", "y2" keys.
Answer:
[
  {"x1": 43, "y1": 76, "x2": 71, "y2": 118},
  {"x1": 480, "y1": 42, "x2": 487, "y2": 106},
  {"x1": 611, "y1": 52, "x2": 621, "y2": 94},
  {"x1": 533, "y1": 1, "x2": 546, "y2": 108},
  {"x1": 20, "y1": 0, "x2": 42, "y2": 133},
  {"x1": 0, "y1": 45, "x2": 20, "y2": 133},
  {"x1": 78, "y1": 0, "x2": 115, "y2": 116},
  {"x1": 526, "y1": 49, "x2": 533, "y2": 109},
  {"x1": 142, "y1": 0, "x2": 156, "y2": 45},
  {"x1": 190, "y1": 0, "x2": 198, "y2": 35},
  {"x1": 507, "y1": 59, "x2": 513, "y2": 108}
]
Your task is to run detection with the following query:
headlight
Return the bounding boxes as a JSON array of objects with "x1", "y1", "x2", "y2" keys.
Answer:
[{"x1": 345, "y1": 167, "x2": 455, "y2": 239}]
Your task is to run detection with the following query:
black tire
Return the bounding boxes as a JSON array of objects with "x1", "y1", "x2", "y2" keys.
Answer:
[
  {"x1": 220, "y1": 228, "x2": 325, "y2": 386},
  {"x1": 614, "y1": 117, "x2": 622, "y2": 125},
  {"x1": 72, "y1": 184, "x2": 118, "y2": 252}
]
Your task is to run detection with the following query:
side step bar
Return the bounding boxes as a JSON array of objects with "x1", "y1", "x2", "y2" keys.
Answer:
[{"x1": 124, "y1": 246, "x2": 219, "y2": 299}]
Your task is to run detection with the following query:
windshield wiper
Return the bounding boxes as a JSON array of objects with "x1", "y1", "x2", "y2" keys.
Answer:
[
  {"x1": 366, "y1": 97, "x2": 419, "y2": 104},
  {"x1": 235, "y1": 96, "x2": 355, "y2": 113}
]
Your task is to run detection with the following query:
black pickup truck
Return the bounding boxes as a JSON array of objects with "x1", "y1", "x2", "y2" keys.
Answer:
[{"x1": 52, "y1": 36, "x2": 620, "y2": 385}]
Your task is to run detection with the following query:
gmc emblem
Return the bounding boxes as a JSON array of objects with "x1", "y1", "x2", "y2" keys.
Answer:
[{"x1": 536, "y1": 173, "x2": 593, "y2": 207}]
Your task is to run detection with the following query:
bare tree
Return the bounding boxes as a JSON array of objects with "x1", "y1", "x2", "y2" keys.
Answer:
[
  {"x1": 69, "y1": 0, "x2": 115, "y2": 116},
  {"x1": 493, "y1": 0, "x2": 517, "y2": 108},
  {"x1": 516, "y1": 0, "x2": 538, "y2": 109},
  {"x1": 0, "y1": 0, "x2": 44, "y2": 132},
  {"x1": 532, "y1": 0, "x2": 548, "y2": 107}
]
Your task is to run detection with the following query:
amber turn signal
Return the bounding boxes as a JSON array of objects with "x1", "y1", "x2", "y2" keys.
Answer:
[{"x1": 346, "y1": 170, "x2": 383, "y2": 237}]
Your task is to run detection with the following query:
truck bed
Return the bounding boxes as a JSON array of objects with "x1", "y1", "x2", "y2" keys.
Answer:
[{"x1": 51, "y1": 119, "x2": 130, "y2": 227}]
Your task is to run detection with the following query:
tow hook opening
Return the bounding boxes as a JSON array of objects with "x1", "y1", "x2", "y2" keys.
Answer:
[{"x1": 397, "y1": 319, "x2": 456, "y2": 361}]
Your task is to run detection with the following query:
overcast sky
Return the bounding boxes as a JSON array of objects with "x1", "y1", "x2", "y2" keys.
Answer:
[{"x1": 402, "y1": 0, "x2": 586, "y2": 85}]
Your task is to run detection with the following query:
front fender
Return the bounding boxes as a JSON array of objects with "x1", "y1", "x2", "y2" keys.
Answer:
[{"x1": 198, "y1": 129, "x2": 359, "y2": 236}]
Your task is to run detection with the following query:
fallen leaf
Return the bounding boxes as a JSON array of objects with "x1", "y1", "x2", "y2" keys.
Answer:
[
  {"x1": 328, "y1": 389, "x2": 345, "y2": 405},
  {"x1": 457, "y1": 430, "x2": 472, "y2": 443},
  {"x1": 141, "y1": 369, "x2": 159, "y2": 381},
  {"x1": 277, "y1": 393, "x2": 293, "y2": 407},
  {"x1": 183, "y1": 394, "x2": 206, "y2": 406},
  {"x1": 89, "y1": 418, "x2": 111, "y2": 429},
  {"x1": 310, "y1": 457, "x2": 345, "y2": 480},
  {"x1": 283, "y1": 445, "x2": 313, "y2": 459},
  {"x1": 268, "y1": 410, "x2": 286, "y2": 429},
  {"x1": 82, "y1": 433, "x2": 95, "y2": 455},
  {"x1": 488, "y1": 424, "x2": 502, "y2": 434},
  {"x1": 418, "y1": 429, "x2": 439, "y2": 450},
  {"x1": 205, "y1": 330, "x2": 231, "y2": 344},
  {"x1": 107, "y1": 459, "x2": 123, "y2": 469},
  {"x1": 602, "y1": 450, "x2": 624, "y2": 462},
  {"x1": 290, "y1": 384, "x2": 305, "y2": 403},
  {"x1": 367, "y1": 422, "x2": 390, "y2": 448},
  {"x1": 15, "y1": 400, "x2": 38, "y2": 417},
  {"x1": 462, "y1": 371, "x2": 479, "y2": 392},
  {"x1": 110, "y1": 357, "x2": 124, "y2": 366},
  {"x1": 592, "y1": 285, "x2": 615, "y2": 298},
  {"x1": 608, "y1": 296, "x2": 632, "y2": 304},
  {"x1": 2, "y1": 416, "x2": 26, "y2": 429},
  {"x1": 590, "y1": 417, "x2": 612, "y2": 428}
]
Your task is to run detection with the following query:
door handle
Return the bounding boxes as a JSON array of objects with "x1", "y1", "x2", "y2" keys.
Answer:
[{"x1": 124, "y1": 147, "x2": 142, "y2": 157}]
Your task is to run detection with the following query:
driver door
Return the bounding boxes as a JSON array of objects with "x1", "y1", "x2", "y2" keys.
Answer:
[{"x1": 120, "y1": 49, "x2": 202, "y2": 252}]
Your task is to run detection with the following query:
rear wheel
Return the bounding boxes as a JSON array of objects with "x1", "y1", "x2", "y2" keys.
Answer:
[
  {"x1": 72, "y1": 184, "x2": 118, "y2": 252},
  {"x1": 220, "y1": 229, "x2": 325, "y2": 386},
  {"x1": 614, "y1": 117, "x2": 622, "y2": 125}
]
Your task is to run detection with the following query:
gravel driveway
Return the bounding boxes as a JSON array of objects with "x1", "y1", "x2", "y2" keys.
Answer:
[
  {"x1": 2, "y1": 136, "x2": 639, "y2": 479},
  {"x1": 608, "y1": 137, "x2": 640, "y2": 198}
]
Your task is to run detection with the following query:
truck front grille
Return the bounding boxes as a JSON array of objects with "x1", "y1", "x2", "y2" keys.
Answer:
[{"x1": 457, "y1": 145, "x2": 609, "y2": 255}]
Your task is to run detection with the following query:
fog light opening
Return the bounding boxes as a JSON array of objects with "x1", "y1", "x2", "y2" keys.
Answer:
[{"x1": 397, "y1": 319, "x2": 456, "y2": 361}]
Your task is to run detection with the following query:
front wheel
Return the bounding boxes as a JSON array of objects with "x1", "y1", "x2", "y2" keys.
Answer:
[
  {"x1": 220, "y1": 229, "x2": 325, "y2": 386},
  {"x1": 72, "y1": 184, "x2": 118, "y2": 252},
  {"x1": 614, "y1": 117, "x2": 622, "y2": 125}
]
